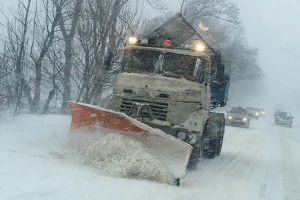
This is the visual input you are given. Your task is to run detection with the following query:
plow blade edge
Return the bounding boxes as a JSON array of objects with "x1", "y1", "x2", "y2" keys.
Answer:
[{"x1": 67, "y1": 101, "x2": 192, "y2": 180}]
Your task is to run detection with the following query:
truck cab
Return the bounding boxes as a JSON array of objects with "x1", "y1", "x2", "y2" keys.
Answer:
[{"x1": 100, "y1": 14, "x2": 231, "y2": 168}]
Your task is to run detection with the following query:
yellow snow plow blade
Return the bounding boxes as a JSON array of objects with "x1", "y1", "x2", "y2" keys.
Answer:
[{"x1": 67, "y1": 101, "x2": 192, "y2": 182}]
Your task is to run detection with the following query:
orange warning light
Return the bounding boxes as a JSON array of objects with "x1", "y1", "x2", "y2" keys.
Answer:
[{"x1": 163, "y1": 39, "x2": 171, "y2": 47}]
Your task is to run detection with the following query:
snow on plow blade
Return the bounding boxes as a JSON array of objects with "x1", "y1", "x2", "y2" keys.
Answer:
[{"x1": 67, "y1": 101, "x2": 192, "y2": 180}]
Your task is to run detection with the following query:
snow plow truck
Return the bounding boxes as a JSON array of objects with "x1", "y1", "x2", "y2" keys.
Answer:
[{"x1": 68, "y1": 14, "x2": 231, "y2": 185}]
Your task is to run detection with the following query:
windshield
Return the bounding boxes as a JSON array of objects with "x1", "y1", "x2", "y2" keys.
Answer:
[
  {"x1": 247, "y1": 107, "x2": 259, "y2": 111},
  {"x1": 230, "y1": 108, "x2": 248, "y2": 114},
  {"x1": 277, "y1": 112, "x2": 292, "y2": 118},
  {"x1": 162, "y1": 52, "x2": 198, "y2": 80},
  {"x1": 123, "y1": 48, "x2": 202, "y2": 81},
  {"x1": 123, "y1": 48, "x2": 160, "y2": 74}
]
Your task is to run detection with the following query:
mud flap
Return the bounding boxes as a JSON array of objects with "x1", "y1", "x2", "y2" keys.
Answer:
[{"x1": 67, "y1": 102, "x2": 192, "y2": 180}]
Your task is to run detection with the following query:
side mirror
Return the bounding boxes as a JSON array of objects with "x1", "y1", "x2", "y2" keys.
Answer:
[{"x1": 104, "y1": 52, "x2": 114, "y2": 70}]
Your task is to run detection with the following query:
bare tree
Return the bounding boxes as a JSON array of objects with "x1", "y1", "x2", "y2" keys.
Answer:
[
  {"x1": 42, "y1": 41, "x2": 65, "y2": 113},
  {"x1": 74, "y1": 0, "x2": 122, "y2": 103},
  {"x1": 0, "y1": 45, "x2": 14, "y2": 108},
  {"x1": 29, "y1": 0, "x2": 64, "y2": 113},
  {"x1": 88, "y1": 0, "x2": 129, "y2": 105},
  {"x1": 73, "y1": 0, "x2": 146, "y2": 105},
  {"x1": 57, "y1": 0, "x2": 84, "y2": 114},
  {"x1": 0, "y1": 0, "x2": 33, "y2": 114},
  {"x1": 180, "y1": 0, "x2": 241, "y2": 27}
]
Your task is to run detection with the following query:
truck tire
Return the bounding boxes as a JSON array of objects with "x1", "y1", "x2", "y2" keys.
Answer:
[
  {"x1": 187, "y1": 143, "x2": 201, "y2": 170},
  {"x1": 214, "y1": 139, "x2": 223, "y2": 156},
  {"x1": 202, "y1": 139, "x2": 215, "y2": 159},
  {"x1": 202, "y1": 112, "x2": 225, "y2": 158}
]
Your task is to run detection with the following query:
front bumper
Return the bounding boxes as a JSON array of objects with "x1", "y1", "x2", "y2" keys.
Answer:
[
  {"x1": 275, "y1": 119, "x2": 292, "y2": 126},
  {"x1": 226, "y1": 119, "x2": 249, "y2": 127},
  {"x1": 249, "y1": 113, "x2": 260, "y2": 118}
]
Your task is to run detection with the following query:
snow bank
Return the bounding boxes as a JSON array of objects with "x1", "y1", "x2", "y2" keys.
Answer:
[
  {"x1": 65, "y1": 129, "x2": 174, "y2": 184},
  {"x1": 0, "y1": 114, "x2": 70, "y2": 156}
]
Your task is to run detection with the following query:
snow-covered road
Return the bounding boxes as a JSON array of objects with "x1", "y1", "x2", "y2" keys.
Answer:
[
  {"x1": 0, "y1": 114, "x2": 299, "y2": 200},
  {"x1": 184, "y1": 117, "x2": 300, "y2": 199}
]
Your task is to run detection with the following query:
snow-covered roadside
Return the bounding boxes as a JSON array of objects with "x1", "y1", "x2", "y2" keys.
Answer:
[{"x1": 0, "y1": 114, "x2": 70, "y2": 157}]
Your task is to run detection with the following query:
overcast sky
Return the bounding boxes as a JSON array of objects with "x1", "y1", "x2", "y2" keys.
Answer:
[
  {"x1": 237, "y1": 0, "x2": 300, "y2": 113},
  {"x1": 1, "y1": 0, "x2": 299, "y2": 114}
]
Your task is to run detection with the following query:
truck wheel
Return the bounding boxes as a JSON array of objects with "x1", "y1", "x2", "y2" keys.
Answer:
[
  {"x1": 214, "y1": 139, "x2": 223, "y2": 156},
  {"x1": 202, "y1": 140, "x2": 215, "y2": 159},
  {"x1": 202, "y1": 113, "x2": 225, "y2": 159},
  {"x1": 187, "y1": 145, "x2": 201, "y2": 170}
]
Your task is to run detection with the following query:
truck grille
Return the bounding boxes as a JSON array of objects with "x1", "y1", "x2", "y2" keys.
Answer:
[{"x1": 121, "y1": 98, "x2": 168, "y2": 121}]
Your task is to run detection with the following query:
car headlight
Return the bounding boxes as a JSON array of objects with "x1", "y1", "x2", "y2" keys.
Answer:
[
  {"x1": 255, "y1": 112, "x2": 259, "y2": 116},
  {"x1": 262, "y1": 112, "x2": 265, "y2": 114},
  {"x1": 177, "y1": 132, "x2": 186, "y2": 140},
  {"x1": 228, "y1": 116, "x2": 232, "y2": 120},
  {"x1": 243, "y1": 118, "x2": 248, "y2": 122}
]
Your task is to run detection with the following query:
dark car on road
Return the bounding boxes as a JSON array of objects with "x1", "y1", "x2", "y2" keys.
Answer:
[
  {"x1": 258, "y1": 108, "x2": 266, "y2": 118},
  {"x1": 275, "y1": 111, "x2": 293, "y2": 127}
]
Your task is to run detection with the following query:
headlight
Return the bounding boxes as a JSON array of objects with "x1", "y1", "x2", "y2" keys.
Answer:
[
  {"x1": 177, "y1": 132, "x2": 186, "y2": 140},
  {"x1": 255, "y1": 112, "x2": 259, "y2": 116},
  {"x1": 195, "y1": 44, "x2": 205, "y2": 52},
  {"x1": 228, "y1": 116, "x2": 232, "y2": 120},
  {"x1": 243, "y1": 118, "x2": 248, "y2": 122},
  {"x1": 262, "y1": 112, "x2": 265, "y2": 114},
  {"x1": 128, "y1": 36, "x2": 137, "y2": 45}
]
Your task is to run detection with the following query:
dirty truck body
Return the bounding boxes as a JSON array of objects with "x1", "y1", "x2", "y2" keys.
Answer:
[{"x1": 99, "y1": 43, "x2": 230, "y2": 168}]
